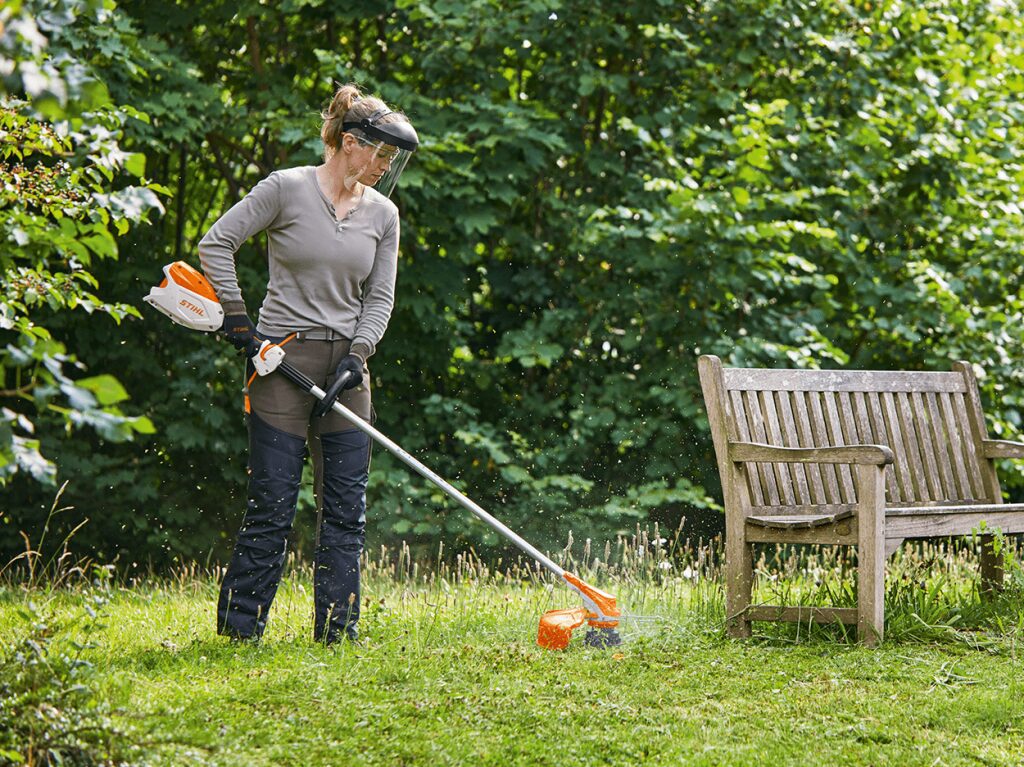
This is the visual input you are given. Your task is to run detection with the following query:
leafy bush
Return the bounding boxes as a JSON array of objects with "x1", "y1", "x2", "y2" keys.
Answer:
[
  {"x1": 0, "y1": 581, "x2": 145, "y2": 766},
  {"x1": 1, "y1": 0, "x2": 162, "y2": 486},
  {"x1": 3, "y1": 0, "x2": 1024, "y2": 566}
]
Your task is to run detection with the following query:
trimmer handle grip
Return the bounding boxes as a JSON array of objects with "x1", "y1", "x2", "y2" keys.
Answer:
[
  {"x1": 312, "y1": 370, "x2": 357, "y2": 418},
  {"x1": 244, "y1": 337, "x2": 263, "y2": 358}
]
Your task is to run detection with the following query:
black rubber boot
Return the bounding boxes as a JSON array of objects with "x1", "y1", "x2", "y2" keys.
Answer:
[
  {"x1": 217, "y1": 413, "x2": 306, "y2": 640},
  {"x1": 312, "y1": 428, "x2": 370, "y2": 644}
]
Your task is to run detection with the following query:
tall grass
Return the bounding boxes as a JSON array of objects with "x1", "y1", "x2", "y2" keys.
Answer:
[{"x1": 5, "y1": 513, "x2": 1022, "y2": 647}]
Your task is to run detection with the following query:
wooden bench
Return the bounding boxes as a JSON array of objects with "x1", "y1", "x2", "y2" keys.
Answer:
[{"x1": 697, "y1": 355, "x2": 1024, "y2": 645}]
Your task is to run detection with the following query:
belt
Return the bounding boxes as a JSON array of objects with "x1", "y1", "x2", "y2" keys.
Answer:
[{"x1": 293, "y1": 328, "x2": 350, "y2": 341}]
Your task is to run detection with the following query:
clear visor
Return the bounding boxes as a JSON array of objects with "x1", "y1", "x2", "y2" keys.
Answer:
[{"x1": 346, "y1": 139, "x2": 414, "y2": 198}]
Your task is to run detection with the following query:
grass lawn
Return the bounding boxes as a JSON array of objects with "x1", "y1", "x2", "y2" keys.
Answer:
[{"x1": 2, "y1": 539, "x2": 1023, "y2": 766}]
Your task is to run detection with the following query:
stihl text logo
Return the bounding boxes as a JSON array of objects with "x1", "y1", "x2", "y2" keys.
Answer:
[{"x1": 179, "y1": 298, "x2": 205, "y2": 317}]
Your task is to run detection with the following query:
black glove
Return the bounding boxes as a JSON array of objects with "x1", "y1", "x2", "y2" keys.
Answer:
[
  {"x1": 312, "y1": 354, "x2": 364, "y2": 418},
  {"x1": 334, "y1": 354, "x2": 364, "y2": 391},
  {"x1": 222, "y1": 314, "x2": 257, "y2": 353}
]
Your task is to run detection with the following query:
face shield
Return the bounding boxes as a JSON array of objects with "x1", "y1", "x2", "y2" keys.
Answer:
[{"x1": 343, "y1": 109, "x2": 418, "y2": 198}]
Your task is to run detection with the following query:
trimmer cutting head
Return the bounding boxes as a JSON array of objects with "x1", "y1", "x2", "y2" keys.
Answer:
[
  {"x1": 584, "y1": 628, "x2": 622, "y2": 648},
  {"x1": 537, "y1": 573, "x2": 621, "y2": 651}
]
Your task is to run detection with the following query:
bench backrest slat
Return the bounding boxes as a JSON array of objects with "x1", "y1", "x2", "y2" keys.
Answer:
[
  {"x1": 789, "y1": 390, "x2": 830, "y2": 504},
  {"x1": 729, "y1": 390, "x2": 763, "y2": 505},
  {"x1": 940, "y1": 391, "x2": 977, "y2": 498},
  {"x1": 700, "y1": 357, "x2": 999, "y2": 509},
  {"x1": 723, "y1": 368, "x2": 968, "y2": 393},
  {"x1": 821, "y1": 391, "x2": 857, "y2": 499},
  {"x1": 922, "y1": 392, "x2": 955, "y2": 497},
  {"x1": 910, "y1": 391, "x2": 943, "y2": 499}
]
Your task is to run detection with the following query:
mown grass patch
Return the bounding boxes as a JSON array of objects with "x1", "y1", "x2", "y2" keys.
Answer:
[{"x1": 1, "y1": 533, "x2": 1022, "y2": 766}]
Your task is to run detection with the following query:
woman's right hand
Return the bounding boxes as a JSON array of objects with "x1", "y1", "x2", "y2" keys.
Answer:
[
  {"x1": 311, "y1": 354, "x2": 365, "y2": 419},
  {"x1": 222, "y1": 313, "x2": 257, "y2": 352},
  {"x1": 333, "y1": 354, "x2": 364, "y2": 390}
]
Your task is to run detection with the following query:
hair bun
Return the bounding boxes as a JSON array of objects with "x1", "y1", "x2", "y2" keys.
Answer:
[{"x1": 324, "y1": 83, "x2": 363, "y2": 121}]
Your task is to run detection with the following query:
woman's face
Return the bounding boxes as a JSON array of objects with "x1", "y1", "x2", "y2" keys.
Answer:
[
  {"x1": 358, "y1": 142, "x2": 398, "y2": 186},
  {"x1": 344, "y1": 135, "x2": 397, "y2": 188}
]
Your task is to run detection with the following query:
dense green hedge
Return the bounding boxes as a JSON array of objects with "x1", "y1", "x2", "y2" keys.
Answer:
[{"x1": 3, "y1": 0, "x2": 1023, "y2": 567}]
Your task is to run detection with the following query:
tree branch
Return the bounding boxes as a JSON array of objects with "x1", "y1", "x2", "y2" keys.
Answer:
[{"x1": 247, "y1": 16, "x2": 265, "y2": 81}]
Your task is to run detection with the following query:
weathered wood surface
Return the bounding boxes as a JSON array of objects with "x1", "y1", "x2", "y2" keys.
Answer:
[
  {"x1": 729, "y1": 442, "x2": 894, "y2": 466},
  {"x1": 723, "y1": 367, "x2": 967, "y2": 393},
  {"x1": 745, "y1": 606, "x2": 859, "y2": 626},
  {"x1": 983, "y1": 440, "x2": 1024, "y2": 459},
  {"x1": 857, "y1": 463, "x2": 886, "y2": 645},
  {"x1": 716, "y1": 365, "x2": 998, "y2": 509},
  {"x1": 697, "y1": 354, "x2": 1023, "y2": 647},
  {"x1": 746, "y1": 509, "x2": 854, "y2": 529}
]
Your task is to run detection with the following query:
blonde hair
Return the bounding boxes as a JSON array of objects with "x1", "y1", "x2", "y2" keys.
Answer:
[{"x1": 320, "y1": 83, "x2": 411, "y2": 160}]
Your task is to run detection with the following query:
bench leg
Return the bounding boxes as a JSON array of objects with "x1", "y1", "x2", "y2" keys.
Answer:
[
  {"x1": 726, "y1": 535, "x2": 753, "y2": 638},
  {"x1": 856, "y1": 465, "x2": 886, "y2": 646},
  {"x1": 980, "y1": 534, "x2": 1004, "y2": 596}
]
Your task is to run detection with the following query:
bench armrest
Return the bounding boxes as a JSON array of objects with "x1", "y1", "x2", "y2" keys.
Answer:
[
  {"x1": 982, "y1": 439, "x2": 1024, "y2": 459},
  {"x1": 729, "y1": 442, "x2": 894, "y2": 466}
]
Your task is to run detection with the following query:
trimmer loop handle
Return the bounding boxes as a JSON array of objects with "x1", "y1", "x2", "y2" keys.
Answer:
[{"x1": 311, "y1": 370, "x2": 357, "y2": 418}]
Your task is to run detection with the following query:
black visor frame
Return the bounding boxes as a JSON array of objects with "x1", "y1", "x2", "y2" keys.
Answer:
[{"x1": 343, "y1": 109, "x2": 419, "y2": 152}]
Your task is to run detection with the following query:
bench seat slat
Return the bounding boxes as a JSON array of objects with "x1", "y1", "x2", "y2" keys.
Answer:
[
  {"x1": 747, "y1": 503, "x2": 1024, "y2": 537},
  {"x1": 886, "y1": 509, "x2": 1024, "y2": 538},
  {"x1": 747, "y1": 502, "x2": 1024, "y2": 518}
]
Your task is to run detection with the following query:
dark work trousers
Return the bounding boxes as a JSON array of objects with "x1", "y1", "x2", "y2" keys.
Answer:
[{"x1": 217, "y1": 335, "x2": 372, "y2": 643}]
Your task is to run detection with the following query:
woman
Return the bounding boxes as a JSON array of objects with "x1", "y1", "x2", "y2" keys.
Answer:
[{"x1": 198, "y1": 83, "x2": 418, "y2": 644}]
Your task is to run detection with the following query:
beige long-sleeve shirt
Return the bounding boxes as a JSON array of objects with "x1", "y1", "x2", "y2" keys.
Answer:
[{"x1": 198, "y1": 166, "x2": 400, "y2": 361}]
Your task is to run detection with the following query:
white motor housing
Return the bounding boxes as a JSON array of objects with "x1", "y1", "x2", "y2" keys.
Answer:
[{"x1": 144, "y1": 261, "x2": 224, "y2": 332}]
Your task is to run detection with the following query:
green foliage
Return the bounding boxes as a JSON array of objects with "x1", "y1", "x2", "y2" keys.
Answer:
[
  {"x1": 0, "y1": 0, "x2": 162, "y2": 487},
  {"x1": 0, "y1": 585, "x2": 146, "y2": 766},
  {"x1": 987, "y1": 526, "x2": 1024, "y2": 600},
  {"x1": 3, "y1": 0, "x2": 1024, "y2": 565}
]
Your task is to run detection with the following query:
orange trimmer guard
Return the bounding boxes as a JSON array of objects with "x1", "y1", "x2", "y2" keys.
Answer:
[
  {"x1": 537, "y1": 573, "x2": 622, "y2": 650},
  {"x1": 537, "y1": 607, "x2": 588, "y2": 651}
]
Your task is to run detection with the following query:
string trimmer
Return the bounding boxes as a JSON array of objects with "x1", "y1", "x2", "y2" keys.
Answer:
[{"x1": 145, "y1": 261, "x2": 621, "y2": 650}]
